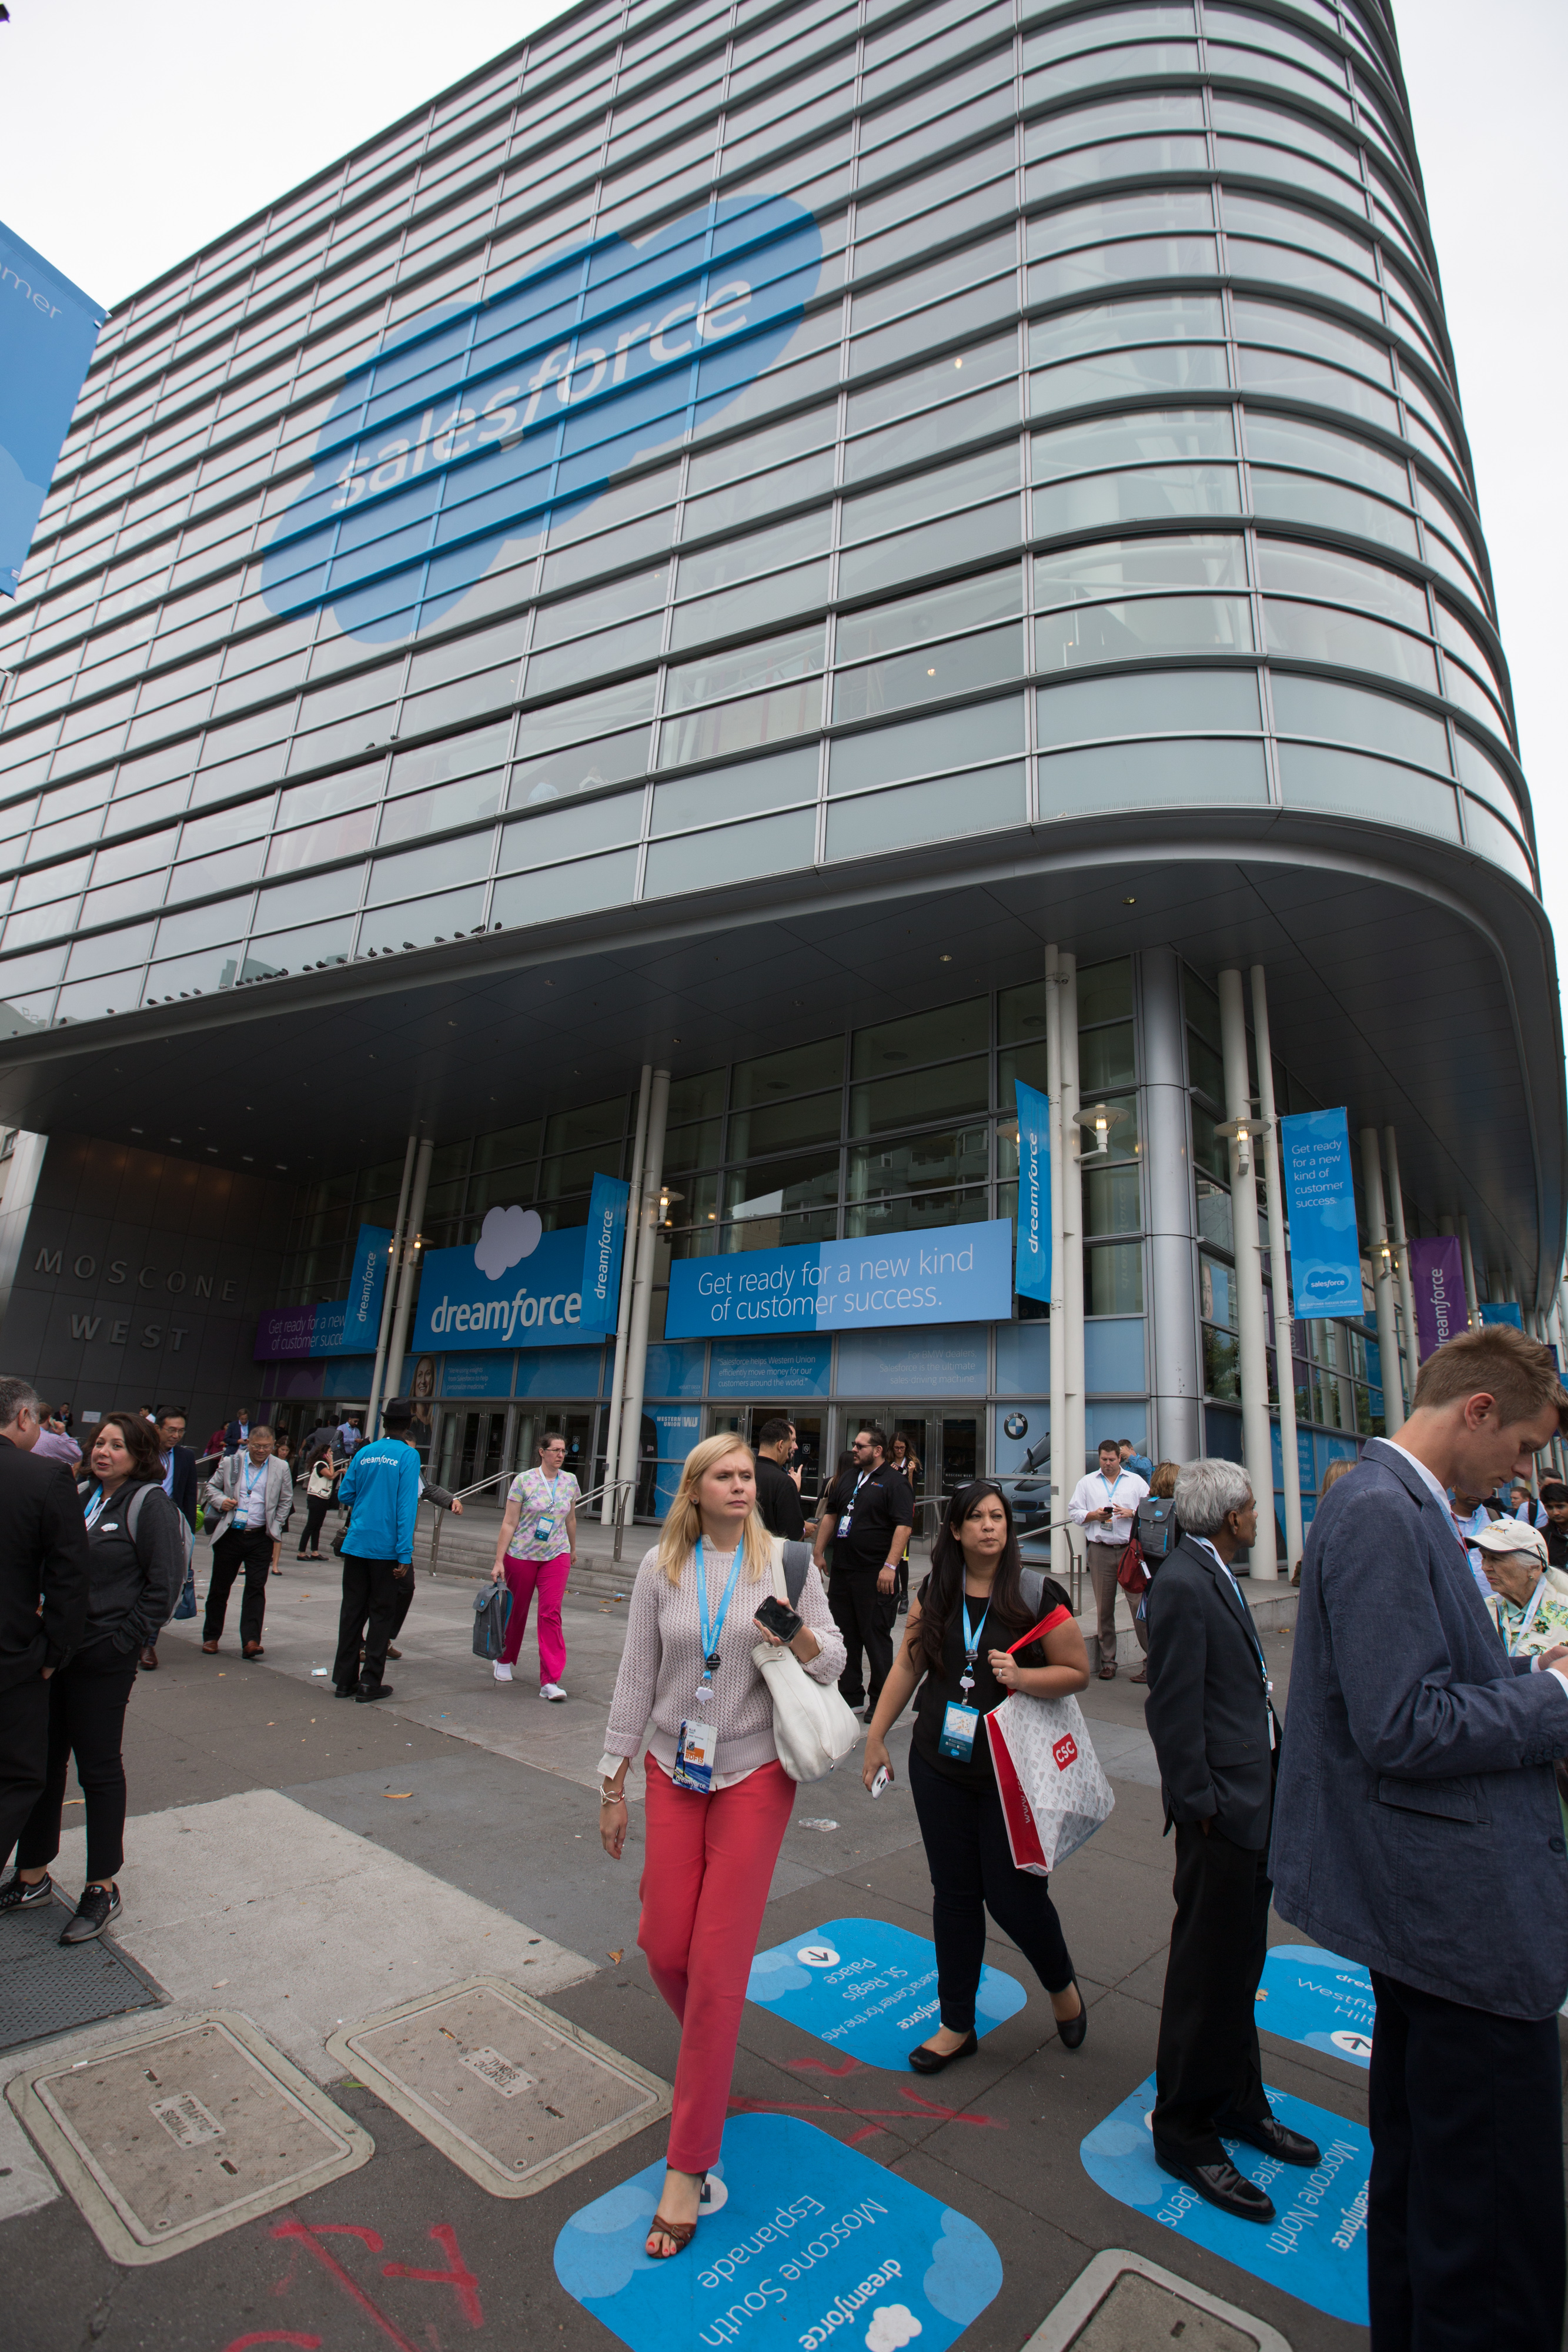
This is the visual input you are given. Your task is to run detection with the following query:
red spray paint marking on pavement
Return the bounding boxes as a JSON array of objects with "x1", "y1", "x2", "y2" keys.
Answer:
[
  {"x1": 783, "y1": 2056, "x2": 865, "y2": 2077},
  {"x1": 728, "y1": 2089, "x2": 1004, "y2": 2133},
  {"x1": 382, "y1": 2225, "x2": 485, "y2": 2328},
  {"x1": 270, "y1": 2221, "x2": 423, "y2": 2352},
  {"x1": 221, "y1": 2336, "x2": 323, "y2": 2351}
]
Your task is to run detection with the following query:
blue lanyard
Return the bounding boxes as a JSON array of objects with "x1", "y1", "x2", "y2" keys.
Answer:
[
  {"x1": 693, "y1": 1535, "x2": 747, "y2": 1687},
  {"x1": 83, "y1": 1482, "x2": 108, "y2": 1529},
  {"x1": 959, "y1": 1595, "x2": 989, "y2": 1696}
]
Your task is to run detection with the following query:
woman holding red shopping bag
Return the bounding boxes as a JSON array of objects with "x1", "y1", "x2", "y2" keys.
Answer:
[{"x1": 862, "y1": 1480, "x2": 1091, "y2": 2073}]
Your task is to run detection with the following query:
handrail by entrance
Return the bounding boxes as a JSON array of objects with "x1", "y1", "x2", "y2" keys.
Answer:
[{"x1": 426, "y1": 1470, "x2": 635, "y2": 1569}]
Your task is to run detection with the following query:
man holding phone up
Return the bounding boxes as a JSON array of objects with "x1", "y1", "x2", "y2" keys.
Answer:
[
  {"x1": 812, "y1": 1426, "x2": 913, "y2": 1724},
  {"x1": 1069, "y1": 1438, "x2": 1150, "y2": 1680}
]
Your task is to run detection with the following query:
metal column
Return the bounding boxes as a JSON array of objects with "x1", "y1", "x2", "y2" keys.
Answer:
[
  {"x1": 365, "y1": 1134, "x2": 417, "y2": 1437},
  {"x1": 616, "y1": 1068, "x2": 671, "y2": 1518},
  {"x1": 1218, "y1": 970, "x2": 1275, "y2": 1575},
  {"x1": 1140, "y1": 948, "x2": 1202, "y2": 1466},
  {"x1": 1458, "y1": 1214, "x2": 1481, "y2": 1327},
  {"x1": 1253, "y1": 966, "x2": 1302, "y2": 1579},
  {"x1": 1382, "y1": 1126, "x2": 1421, "y2": 1404},
  {"x1": 383, "y1": 1135, "x2": 434, "y2": 1404},
  {"x1": 1360, "y1": 1127, "x2": 1405, "y2": 1437},
  {"x1": 1060, "y1": 951, "x2": 1086, "y2": 1495},
  {"x1": 1046, "y1": 945, "x2": 1068, "y2": 1582},
  {"x1": 601, "y1": 1064, "x2": 653, "y2": 1525}
]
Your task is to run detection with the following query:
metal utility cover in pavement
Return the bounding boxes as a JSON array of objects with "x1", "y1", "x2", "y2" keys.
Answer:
[
  {"x1": 326, "y1": 1976, "x2": 668, "y2": 2197},
  {"x1": 0, "y1": 1893, "x2": 163, "y2": 2054},
  {"x1": 6, "y1": 2010, "x2": 373, "y2": 2264},
  {"x1": 1025, "y1": 2251, "x2": 1295, "y2": 2352}
]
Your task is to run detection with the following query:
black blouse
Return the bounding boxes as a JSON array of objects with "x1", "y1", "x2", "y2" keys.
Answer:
[{"x1": 910, "y1": 1573, "x2": 1074, "y2": 1786}]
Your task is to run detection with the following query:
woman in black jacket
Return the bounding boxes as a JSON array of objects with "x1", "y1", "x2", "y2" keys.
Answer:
[{"x1": 0, "y1": 1411, "x2": 184, "y2": 1942}]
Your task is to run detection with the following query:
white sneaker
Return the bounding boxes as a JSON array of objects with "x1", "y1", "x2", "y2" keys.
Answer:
[
  {"x1": 493, "y1": 1661, "x2": 513, "y2": 1682},
  {"x1": 540, "y1": 1681, "x2": 567, "y2": 1702}
]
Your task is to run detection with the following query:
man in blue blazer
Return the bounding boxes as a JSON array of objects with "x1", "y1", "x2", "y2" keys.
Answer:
[{"x1": 1272, "y1": 1324, "x2": 1568, "y2": 2352}]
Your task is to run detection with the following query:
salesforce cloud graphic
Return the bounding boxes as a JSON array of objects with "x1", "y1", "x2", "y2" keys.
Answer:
[
  {"x1": 261, "y1": 195, "x2": 821, "y2": 644},
  {"x1": 474, "y1": 1203, "x2": 542, "y2": 1280}
]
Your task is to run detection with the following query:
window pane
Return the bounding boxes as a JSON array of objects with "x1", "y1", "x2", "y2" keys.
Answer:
[
  {"x1": 826, "y1": 764, "x2": 1025, "y2": 859},
  {"x1": 828, "y1": 696, "x2": 1024, "y2": 791},
  {"x1": 847, "y1": 1125, "x2": 989, "y2": 1200},
  {"x1": 832, "y1": 622, "x2": 1023, "y2": 724},
  {"x1": 1034, "y1": 533, "x2": 1247, "y2": 603},
  {"x1": 730, "y1": 1087, "x2": 842, "y2": 1157},
  {"x1": 1035, "y1": 465, "x2": 1242, "y2": 534},
  {"x1": 1037, "y1": 667, "x2": 1261, "y2": 743},
  {"x1": 1088, "y1": 1242, "x2": 1143, "y2": 1314},
  {"x1": 850, "y1": 1055, "x2": 991, "y2": 1137},
  {"x1": 1036, "y1": 594, "x2": 1253, "y2": 667},
  {"x1": 1031, "y1": 406, "x2": 1234, "y2": 478},
  {"x1": 1270, "y1": 674, "x2": 1450, "y2": 769},
  {"x1": 1263, "y1": 599, "x2": 1438, "y2": 690},
  {"x1": 853, "y1": 997, "x2": 988, "y2": 1077},
  {"x1": 731, "y1": 1036, "x2": 845, "y2": 1108},
  {"x1": 1255, "y1": 539, "x2": 1428, "y2": 628}
]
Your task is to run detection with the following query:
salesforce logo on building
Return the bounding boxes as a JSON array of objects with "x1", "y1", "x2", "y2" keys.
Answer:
[{"x1": 260, "y1": 194, "x2": 821, "y2": 643}]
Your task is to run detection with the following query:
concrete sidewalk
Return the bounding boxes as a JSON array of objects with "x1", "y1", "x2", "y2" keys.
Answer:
[{"x1": 1, "y1": 1557, "x2": 1363, "y2": 2352}]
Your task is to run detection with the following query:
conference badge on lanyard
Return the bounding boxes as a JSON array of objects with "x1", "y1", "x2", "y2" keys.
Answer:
[
  {"x1": 674, "y1": 1536, "x2": 745, "y2": 1794},
  {"x1": 533, "y1": 1471, "x2": 566, "y2": 1547},
  {"x1": 939, "y1": 1596, "x2": 988, "y2": 1760}
]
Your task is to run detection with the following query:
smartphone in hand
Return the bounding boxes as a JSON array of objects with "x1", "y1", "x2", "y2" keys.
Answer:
[
  {"x1": 870, "y1": 1766, "x2": 891, "y2": 1798},
  {"x1": 754, "y1": 1594, "x2": 804, "y2": 1643}
]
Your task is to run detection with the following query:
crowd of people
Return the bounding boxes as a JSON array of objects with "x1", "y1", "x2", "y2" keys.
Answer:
[{"x1": 4, "y1": 1324, "x2": 1568, "y2": 2351}]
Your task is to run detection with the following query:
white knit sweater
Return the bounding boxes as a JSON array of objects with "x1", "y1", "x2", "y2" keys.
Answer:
[{"x1": 600, "y1": 1543, "x2": 847, "y2": 1785}]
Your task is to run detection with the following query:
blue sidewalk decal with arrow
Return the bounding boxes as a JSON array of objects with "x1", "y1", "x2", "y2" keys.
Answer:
[
  {"x1": 1081, "y1": 2074, "x2": 1370, "y2": 2326},
  {"x1": 745, "y1": 1917, "x2": 1025, "y2": 2070},
  {"x1": 554, "y1": 2113, "x2": 1002, "y2": 2352},
  {"x1": 1257, "y1": 1943, "x2": 1375, "y2": 2069}
]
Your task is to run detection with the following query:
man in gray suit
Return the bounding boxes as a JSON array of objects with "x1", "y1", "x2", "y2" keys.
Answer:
[
  {"x1": 1272, "y1": 1324, "x2": 1568, "y2": 2352},
  {"x1": 1145, "y1": 1458, "x2": 1320, "y2": 2221}
]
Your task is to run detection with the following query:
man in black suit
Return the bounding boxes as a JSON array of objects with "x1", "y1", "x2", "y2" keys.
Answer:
[
  {"x1": 138, "y1": 1408, "x2": 198, "y2": 1672},
  {"x1": 0, "y1": 1377, "x2": 91, "y2": 1895},
  {"x1": 1144, "y1": 1456, "x2": 1319, "y2": 2221},
  {"x1": 223, "y1": 1405, "x2": 252, "y2": 1454},
  {"x1": 753, "y1": 1418, "x2": 805, "y2": 1541}
]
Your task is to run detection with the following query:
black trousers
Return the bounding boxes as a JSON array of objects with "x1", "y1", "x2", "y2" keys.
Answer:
[
  {"x1": 205, "y1": 1525, "x2": 273, "y2": 1646},
  {"x1": 830, "y1": 1571, "x2": 896, "y2": 1708},
  {"x1": 333, "y1": 1555, "x2": 402, "y2": 1692},
  {"x1": 1367, "y1": 1970, "x2": 1564, "y2": 2352},
  {"x1": 389, "y1": 1563, "x2": 416, "y2": 1640},
  {"x1": 0, "y1": 1674, "x2": 51, "y2": 1877},
  {"x1": 1152, "y1": 1819, "x2": 1272, "y2": 2161},
  {"x1": 15, "y1": 1637, "x2": 138, "y2": 1884},
  {"x1": 299, "y1": 1496, "x2": 330, "y2": 1553},
  {"x1": 908, "y1": 1745, "x2": 1074, "y2": 2029}
]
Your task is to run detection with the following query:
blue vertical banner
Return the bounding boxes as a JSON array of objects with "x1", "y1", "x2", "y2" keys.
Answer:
[
  {"x1": 1013, "y1": 1077, "x2": 1052, "y2": 1304},
  {"x1": 1279, "y1": 1109, "x2": 1365, "y2": 1319},
  {"x1": 0, "y1": 222, "x2": 103, "y2": 596},
  {"x1": 1480, "y1": 1301, "x2": 1524, "y2": 1331},
  {"x1": 579, "y1": 1173, "x2": 630, "y2": 1331},
  {"x1": 342, "y1": 1224, "x2": 393, "y2": 1350}
]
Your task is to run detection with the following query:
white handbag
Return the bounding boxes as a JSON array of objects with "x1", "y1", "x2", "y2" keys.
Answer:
[
  {"x1": 986, "y1": 1687, "x2": 1115, "y2": 1873},
  {"x1": 750, "y1": 1544, "x2": 862, "y2": 1783}
]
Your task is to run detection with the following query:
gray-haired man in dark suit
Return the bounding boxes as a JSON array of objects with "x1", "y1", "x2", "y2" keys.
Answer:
[
  {"x1": 1272, "y1": 1323, "x2": 1568, "y2": 2352},
  {"x1": 1145, "y1": 1456, "x2": 1320, "y2": 2223}
]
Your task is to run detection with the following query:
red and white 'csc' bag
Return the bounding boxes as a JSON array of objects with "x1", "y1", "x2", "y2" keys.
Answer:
[{"x1": 984, "y1": 1609, "x2": 1115, "y2": 1875}]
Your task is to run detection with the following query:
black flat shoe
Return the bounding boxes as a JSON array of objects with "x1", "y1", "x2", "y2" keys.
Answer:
[
  {"x1": 1219, "y1": 2113, "x2": 1320, "y2": 2167},
  {"x1": 1153, "y1": 2146, "x2": 1275, "y2": 2223},
  {"x1": 908, "y1": 2029, "x2": 977, "y2": 2074},
  {"x1": 1055, "y1": 1978, "x2": 1087, "y2": 2050}
]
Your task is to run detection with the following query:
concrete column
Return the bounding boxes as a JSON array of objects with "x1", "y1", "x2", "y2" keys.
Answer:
[
  {"x1": 1252, "y1": 967, "x2": 1302, "y2": 1579},
  {"x1": 1360, "y1": 1127, "x2": 1405, "y2": 1436},
  {"x1": 365, "y1": 1134, "x2": 417, "y2": 1436},
  {"x1": 1140, "y1": 948, "x2": 1202, "y2": 1465},
  {"x1": 1060, "y1": 951, "x2": 1086, "y2": 1496},
  {"x1": 616, "y1": 1068, "x2": 671, "y2": 1516},
  {"x1": 1218, "y1": 970, "x2": 1275, "y2": 1575},
  {"x1": 383, "y1": 1135, "x2": 434, "y2": 1404},
  {"x1": 1046, "y1": 946, "x2": 1068, "y2": 1581},
  {"x1": 1382, "y1": 1125, "x2": 1421, "y2": 1403},
  {"x1": 601, "y1": 1064, "x2": 653, "y2": 1524},
  {"x1": 1458, "y1": 1215, "x2": 1480, "y2": 1327}
]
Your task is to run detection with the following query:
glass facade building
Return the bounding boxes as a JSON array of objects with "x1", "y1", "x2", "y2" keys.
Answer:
[{"x1": 0, "y1": 0, "x2": 1559, "y2": 1515}]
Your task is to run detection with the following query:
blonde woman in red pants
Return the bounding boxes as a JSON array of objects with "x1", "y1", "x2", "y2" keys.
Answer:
[{"x1": 598, "y1": 1433, "x2": 845, "y2": 2260}]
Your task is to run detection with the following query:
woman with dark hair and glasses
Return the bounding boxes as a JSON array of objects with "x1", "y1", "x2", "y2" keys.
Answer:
[
  {"x1": 0, "y1": 1410, "x2": 183, "y2": 1942},
  {"x1": 861, "y1": 1479, "x2": 1091, "y2": 2073}
]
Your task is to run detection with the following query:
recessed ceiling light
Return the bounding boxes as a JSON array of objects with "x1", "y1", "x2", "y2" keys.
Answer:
[{"x1": 1124, "y1": 896, "x2": 1136, "y2": 905}]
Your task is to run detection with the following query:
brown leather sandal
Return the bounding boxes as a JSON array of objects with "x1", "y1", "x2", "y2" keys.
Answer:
[{"x1": 646, "y1": 2214, "x2": 698, "y2": 2258}]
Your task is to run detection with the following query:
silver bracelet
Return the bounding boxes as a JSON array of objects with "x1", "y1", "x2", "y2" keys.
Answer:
[{"x1": 600, "y1": 1780, "x2": 626, "y2": 1805}]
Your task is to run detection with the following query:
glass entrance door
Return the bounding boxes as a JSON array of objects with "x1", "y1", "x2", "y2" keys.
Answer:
[
  {"x1": 510, "y1": 1406, "x2": 594, "y2": 1491},
  {"x1": 938, "y1": 1414, "x2": 979, "y2": 1501},
  {"x1": 440, "y1": 1409, "x2": 507, "y2": 1494}
]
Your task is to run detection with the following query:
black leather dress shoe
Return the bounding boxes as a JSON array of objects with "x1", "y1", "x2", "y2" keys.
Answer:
[
  {"x1": 908, "y1": 2029, "x2": 977, "y2": 2075},
  {"x1": 1153, "y1": 2147, "x2": 1275, "y2": 2223},
  {"x1": 1219, "y1": 2113, "x2": 1321, "y2": 2166}
]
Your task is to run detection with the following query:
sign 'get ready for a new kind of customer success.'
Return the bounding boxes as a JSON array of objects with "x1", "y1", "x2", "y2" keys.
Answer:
[{"x1": 665, "y1": 1218, "x2": 1014, "y2": 1339}]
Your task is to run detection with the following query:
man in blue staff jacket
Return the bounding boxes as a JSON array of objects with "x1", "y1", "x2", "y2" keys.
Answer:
[
  {"x1": 1271, "y1": 1323, "x2": 1568, "y2": 2352},
  {"x1": 331, "y1": 1396, "x2": 421, "y2": 1704}
]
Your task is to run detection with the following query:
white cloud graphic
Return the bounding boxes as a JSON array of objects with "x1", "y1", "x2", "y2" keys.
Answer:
[
  {"x1": 474, "y1": 1204, "x2": 542, "y2": 1280},
  {"x1": 865, "y1": 2307, "x2": 922, "y2": 2352}
]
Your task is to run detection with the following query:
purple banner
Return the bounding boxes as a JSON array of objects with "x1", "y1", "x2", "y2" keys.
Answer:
[
  {"x1": 256, "y1": 1302, "x2": 347, "y2": 1359},
  {"x1": 1408, "y1": 1235, "x2": 1466, "y2": 1361}
]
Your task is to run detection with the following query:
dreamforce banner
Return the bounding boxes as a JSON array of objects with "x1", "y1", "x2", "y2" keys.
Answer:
[
  {"x1": 0, "y1": 220, "x2": 102, "y2": 597},
  {"x1": 1012, "y1": 1078, "x2": 1051, "y2": 1305},
  {"x1": 665, "y1": 1219, "x2": 1014, "y2": 1339},
  {"x1": 1278, "y1": 1109, "x2": 1365, "y2": 1320},
  {"x1": 253, "y1": 1224, "x2": 390, "y2": 1359},
  {"x1": 1407, "y1": 1235, "x2": 1466, "y2": 1361},
  {"x1": 410, "y1": 1181, "x2": 629, "y2": 1352}
]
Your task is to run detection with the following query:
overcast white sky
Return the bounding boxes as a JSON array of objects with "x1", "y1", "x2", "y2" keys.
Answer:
[{"x1": 0, "y1": 0, "x2": 1562, "y2": 957}]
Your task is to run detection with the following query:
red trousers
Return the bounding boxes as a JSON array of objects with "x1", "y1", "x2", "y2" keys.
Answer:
[{"x1": 638, "y1": 1752, "x2": 795, "y2": 2172}]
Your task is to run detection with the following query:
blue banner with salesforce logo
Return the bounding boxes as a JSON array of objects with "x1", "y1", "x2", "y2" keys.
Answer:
[
  {"x1": 666, "y1": 1219, "x2": 1014, "y2": 1339},
  {"x1": 0, "y1": 220, "x2": 102, "y2": 597},
  {"x1": 1012, "y1": 1078, "x2": 1052, "y2": 1304},
  {"x1": 411, "y1": 1184, "x2": 628, "y2": 1352},
  {"x1": 260, "y1": 196, "x2": 820, "y2": 643},
  {"x1": 1279, "y1": 1108, "x2": 1365, "y2": 1320}
]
